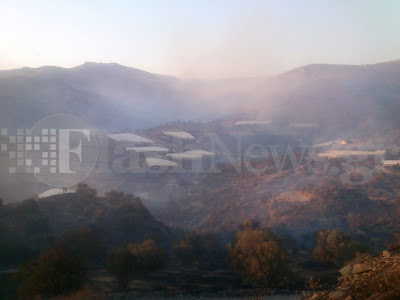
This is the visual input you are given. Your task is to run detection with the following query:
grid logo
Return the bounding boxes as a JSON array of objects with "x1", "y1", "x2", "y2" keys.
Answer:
[{"x1": 1, "y1": 114, "x2": 98, "y2": 187}]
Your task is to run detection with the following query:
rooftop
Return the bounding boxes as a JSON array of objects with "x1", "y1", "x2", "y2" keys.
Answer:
[
  {"x1": 108, "y1": 133, "x2": 154, "y2": 145},
  {"x1": 163, "y1": 131, "x2": 195, "y2": 140}
]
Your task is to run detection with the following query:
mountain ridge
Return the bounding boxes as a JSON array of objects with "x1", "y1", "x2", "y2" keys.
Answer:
[
  {"x1": 1, "y1": 59, "x2": 400, "y2": 133},
  {"x1": 2, "y1": 58, "x2": 400, "y2": 78}
]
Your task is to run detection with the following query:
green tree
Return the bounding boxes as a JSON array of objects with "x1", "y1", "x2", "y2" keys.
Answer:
[
  {"x1": 17, "y1": 247, "x2": 86, "y2": 298},
  {"x1": 227, "y1": 227, "x2": 291, "y2": 287}
]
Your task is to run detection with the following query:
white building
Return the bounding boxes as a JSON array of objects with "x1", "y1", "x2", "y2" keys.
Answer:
[
  {"x1": 382, "y1": 160, "x2": 400, "y2": 166},
  {"x1": 163, "y1": 131, "x2": 195, "y2": 141},
  {"x1": 108, "y1": 133, "x2": 154, "y2": 145},
  {"x1": 38, "y1": 188, "x2": 75, "y2": 199},
  {"x1": 145, "y1": 157, "x2": 178, "y2": 168},
  {"x1": 125, "y1": 146, "x2": 169, "y2": 152}
]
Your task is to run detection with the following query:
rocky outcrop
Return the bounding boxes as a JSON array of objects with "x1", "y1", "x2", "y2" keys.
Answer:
[{"x1": 301, "y1": 248, "x2": 400, "y2": 299}]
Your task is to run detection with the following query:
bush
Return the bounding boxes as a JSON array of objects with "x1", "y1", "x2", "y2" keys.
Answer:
[
  {"x1": 119, "y1": 196, "x2": 152, "y2": 231},
  {"x1": 312, "y1": 229, "x2": 369, "y2": 266},
  {"x1": 387, "y1": 233, "x2": 400, "y2": 250},
  {"x1": 239, "y1": 218, "x2": 261, "y2": 231},
  {"x1": 76, "y1": 183, "x2": 97, "y2": 201},
  {"x1": 17, "y1": 247, "x2": 87, "y2": 298},
  {"x1": 227, "y1": 228, "x2": 291, "y2": 287},
  {"x1": 107, "y1": 247, "x2": 137, "y2": 290},
  {"x1": 105, "y1": 189, "x2": 124, "y2": 205},
  {"x1": 127, "y1": 239, "x2": 168, "y2": 271},
  {"x1": 173, "y1": 232, "x2": 224, "y2": 265},
  {"x1": 173, "y1": 232, "x2": 204, "y2": 265},
  {"x1": 107, "y1": 240, "x2": 168, "y2": 290},
  {"x1": 344, "y1": 251, "x2": 373, "y2": 265}
]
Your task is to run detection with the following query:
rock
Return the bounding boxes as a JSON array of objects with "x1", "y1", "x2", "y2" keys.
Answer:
[
  {"x1": 352, "y1": 263, "x2": 372, "y2": 274},
  {"x1": 382, "y1": 250, "x2": 390, "y2": 258},
  {"x1": 310, "y1": 292, "x2": 319, "y2": 299},
  {"x1": 339, "y1": 264, "x2": 353, "y2": 276}
]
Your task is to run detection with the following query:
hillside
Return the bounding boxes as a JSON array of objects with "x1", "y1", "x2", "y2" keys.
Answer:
[
  {"x1": 154, "y1": 157, "x2": 400, "y2": 249},
  {"x1": 0, "y1": 186, "x2": 176, "y2": 268}
]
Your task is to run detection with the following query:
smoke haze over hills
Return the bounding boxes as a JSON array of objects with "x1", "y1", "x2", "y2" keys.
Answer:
[{"x1": 1, "y1": 60, "x2": 400, "y2": 135}]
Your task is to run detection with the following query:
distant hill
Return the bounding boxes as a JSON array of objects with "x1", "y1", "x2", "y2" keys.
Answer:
[
  {"x1": 0, "y1": 62, "x2": 260, "y2": 130},
  {"x1": 242, "y1": 60, "x2": 400, "y2": 137},
  {"x1": 0, "y1": 63, "x2": 183, "y2": 130},
  {"x1": 1, "y1": 60, "x2": 400, "y2": 134}
]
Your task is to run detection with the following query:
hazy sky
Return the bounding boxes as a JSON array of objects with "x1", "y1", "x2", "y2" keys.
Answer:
[{"x1": 1, "y1": 0, "x2": 400, "y2": 78}]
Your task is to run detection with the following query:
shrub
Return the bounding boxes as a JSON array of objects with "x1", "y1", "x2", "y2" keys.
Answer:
[
  {"x1": 239, "y1": 218, "x2": 261, "y2": 231},
  {"x1": 312, "y1": 229, "x2": 369, "y2": 266},
  {"x1": 173, "y1": 232, "x2": 224, "y2": 265},
  {"x1": 76, "y1": 183, "x2": 97, "y2": 202},
  {"x1": 173, "y1": 232, "x2": 204, "y2": 265},
  {"x1": 107, "y1": 240, "x2": 168, "y2": 290},
  {"x1": 105, "y1": 189, "x2": 124, "y2": 205},
  {"x1": 344, "y1": 251, "x2": 373, "y2": 265},
  {"x1": 17, "y1": 247, "x2": 86, "y2": 298},
  {"x1": 119, "y1": 196, "x2": 152, "y2": 231},
  {"x1": 227, "y1": 228, "x2": 291, "y2": 287},
  {"x1": 387, "y1": 232, "x2": 400, "y2": 250},
  {"x1": 107, "y1": 247, "x2": 137, "y2": 290},
  {"x1": 127, "y1": 239, "x2": 168, "y2": 271}
]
